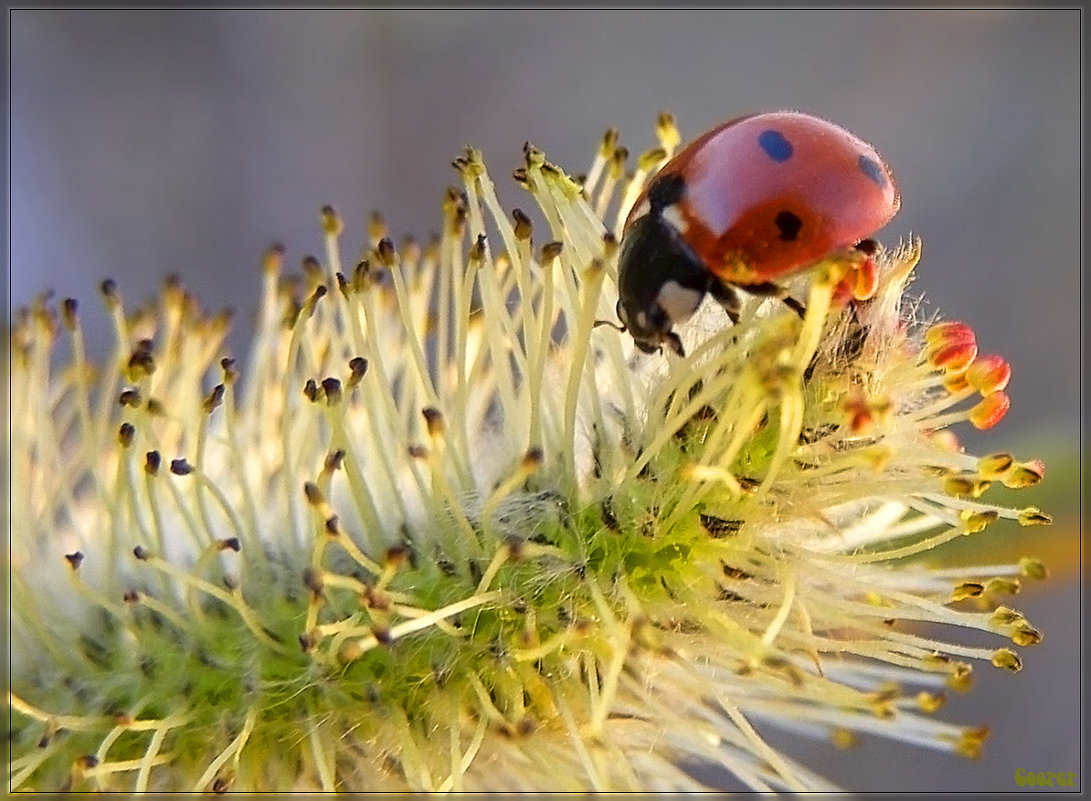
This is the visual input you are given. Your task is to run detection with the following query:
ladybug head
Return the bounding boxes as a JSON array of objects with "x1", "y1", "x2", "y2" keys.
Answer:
[
  {"x1": 615, "y1": 204, "x2": 711, "y2": 358},
  {"x1": 615, "y1": 298, "x2": 683, "y2": 356}
]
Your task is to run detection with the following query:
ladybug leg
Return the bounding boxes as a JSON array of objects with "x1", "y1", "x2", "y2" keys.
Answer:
[
  {"x1": 743, "y1": 281, "x2": 807, "y2": 319},
  {"x1": 706, "y1": 279, "x2": 742, "y2": 325},
  {"x1": 663, "y1": 331, "x2": 686, "y2": 357}
]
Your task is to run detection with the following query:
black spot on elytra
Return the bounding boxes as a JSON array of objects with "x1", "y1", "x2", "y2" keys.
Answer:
[
  {"x1": 757, "y1": 129, "x2": 793, "y2": 162},
  {"x1": 858, "y1": 154, "x2": 887, "y2": 188},
  {"x1": 775, "y1": 210, "x2": 803, "y2": 241}
]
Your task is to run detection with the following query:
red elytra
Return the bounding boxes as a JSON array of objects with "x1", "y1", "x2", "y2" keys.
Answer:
[{"x1": 628, "y1": 110, "x2": 900, "y2": 286}]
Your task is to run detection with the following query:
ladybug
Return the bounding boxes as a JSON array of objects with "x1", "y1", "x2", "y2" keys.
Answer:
[{"x1": 615, "y1": 110, "x2": 900, "y2": 355}]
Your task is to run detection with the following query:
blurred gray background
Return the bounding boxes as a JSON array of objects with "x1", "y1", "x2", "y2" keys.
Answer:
[{"x1": 9, "y1": 9, "x2": 1082, "y2": 792}]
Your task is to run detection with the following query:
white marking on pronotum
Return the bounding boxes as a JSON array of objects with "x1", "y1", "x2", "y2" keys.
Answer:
[
  {"x1": 660, "y1": 203, "x2": 688, "y2": 235},
  {"x1": 656, "y1": 280, "x2": 703, "y2": 324},
  {"x1": 628, "y1": 198, "x2": 651, "y2": 223}
]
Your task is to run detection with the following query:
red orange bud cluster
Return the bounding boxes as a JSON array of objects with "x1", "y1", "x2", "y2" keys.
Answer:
[
  {"x1": 926, "y1": 322, "x2": 1013, "y2": 430},
  {"x1": 831, "y1": 253, "x2": 880, "y2": 308}
]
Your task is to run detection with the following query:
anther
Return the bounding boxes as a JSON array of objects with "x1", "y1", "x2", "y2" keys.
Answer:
[
  {"x1": 523, "y1": 142, "x2": 545, "y2": 167},
  {"x1": 831, "y1": 728, "x2": 859, "y2": 750},
  {"x1": 119, "y1": 388, "x2": 142, "y2": 408},
  {"x1": 609, "y1": 146, "x2": 629, "y2": 178},
  {"x1": 522, "y1": 447, "x2": 544, "y2": 471},
  {"x1": 925, "y1": 321, "x2": 975, "y2": 348},
  {"x1": 1019, "y1": 557, "x2": 1048, "y2": 579},
  {"x1": 969, "y1": 392, "x2": 1010, "y2": 429},
  {"x1": 602, "y1": 231, "x2": 618, "y2": 258},
  {"x1": 966, "y1": 355, "x2": 1011, "y2": 395},
  {"x1": 203, "y1": 384, "x2": 225, "y2": 414},
  {"x1": 929, "y1": 341, "x2": 977, "y2": 373},
  {"x1": 1011, "y1": 625, "x2": 1042, "y2": 647},
  {"x1": 100, "y1": 279, "x2": 119, "y2": 307},
  {"x1": 469, "y1": 233, "x2": 487, "y2": 262},
  {"x1": 851, "y1": 257, "x2": 879, "y2": 301},
  {"x1": 600, "y1": 127, "x2": 619, "y2": 156},
  {"x1": 1002, "y1": 459, "x2": 1045, "y2": 489},
  {"x1": 916, "y1": 691, "x2": 946, "y2": 713},
  {"x1": 324, "y1": 449, "x2": 345, "y2": 472},
  {"x1": 61, "y1": 298, "x2": 79, "y2": 329},
  {"x1": 955, "y1": 726, "x2": 990, "y2": 759},
  {"x1": 512, "y1": 208, "x2": 533, "y2": 241},
  {"x1": 977, "y1": 452, "x2": 1015, "y2": 478},
  {"x1": 368, "y1": 210, "x2": 387, "y2": 243},
  {"x1": 512, "y1": 167, "x2": 531, "y2": 188},
  {"x1": 76, "y1": 754, "x2": 100, "y2": 771},
  {"x1": 320, "y1": 205, "x2": 343, "y2": 236},
  {"x1": 422, "y1": 407, "x2": 445, "y2": 437},
  {"x1": 991, "y1": 648, "x2": 1021, "y2": 672},
  {"x1": 353, "y1": 261, "x2": 372, "y2": 292},
  {"x1": 961, "y1": 509, "x2": 998, "y2": 532},
  {"x1": 303, "y1": 379, "x2": 319, "y2": 402},
  {"x1": 1017, "y1": 508, "x2": 1052, "y2": 526},
  {"x1": 943, "y1": 476, "x2": 990, "y2": 498},
  {"x1": 127, "y1": 347, "x2": 156, "y2": 380},
  {"x1": 656, "y1": 111, "x2": 681, "y2": 151},
  {"x1": 950, "y1": 581, "x2": 984, "y2": 601},
  {"x1": 948, "y1": 663, "x2": 974, "y2": 692},
  {"x1": 376, "y1": 238, "x2": 397, "y2": 267},
  {"x1": 303, "y1": 482, "x2": 324, "y2": 506},
  {"x1": 321, "y1": 377, "x2": 343, "y2": 405},
  {"x1": 347, "y1": 357, "x2": 368, "y2": 388},
  {"x1": 263, "y1": 243, "x2": 285, "y2": 276},
  {"x1": 170, "y1": 459, "x2": 193, "y2": 475},
  {"x1": 540, "y1": 241, "x2": 564, "y2": 262},
  {"x1": 637, "y1": 146, "x2": 668, "y2": 171}
]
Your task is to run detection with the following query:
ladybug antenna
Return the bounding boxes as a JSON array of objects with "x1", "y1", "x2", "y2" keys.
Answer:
[{"x1": 593, "y1": 319, "x2": 627, "y2": 333}]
